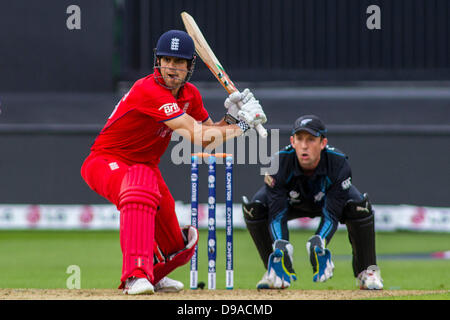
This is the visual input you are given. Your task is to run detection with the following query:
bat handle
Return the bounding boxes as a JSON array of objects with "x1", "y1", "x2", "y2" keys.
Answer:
[{"x1": 255, "y1": 123, "x2": 268, "y2": 138}]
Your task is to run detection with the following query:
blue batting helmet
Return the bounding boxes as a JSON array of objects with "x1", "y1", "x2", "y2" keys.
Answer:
[{"x1": 155, "y1": 30, "x2": 195, "y2": 60}]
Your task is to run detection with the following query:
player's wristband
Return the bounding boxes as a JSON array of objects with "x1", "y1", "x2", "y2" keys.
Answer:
[{"x1": 237, "y1": 120, "x2": 250, "y2": 134}]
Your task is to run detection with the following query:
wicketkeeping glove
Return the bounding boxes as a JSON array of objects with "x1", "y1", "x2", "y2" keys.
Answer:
[
  {"x1": 258, "y1": 240, "x2": 297, "y2": 289},
  {"x1": 306, "y1": 235, "x2": 335, "y2": 282}
]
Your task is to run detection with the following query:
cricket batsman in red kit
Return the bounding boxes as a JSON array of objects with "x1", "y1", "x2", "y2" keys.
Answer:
[{"x1": 81, "y1": 30, "x2": 267, "y2": 294}]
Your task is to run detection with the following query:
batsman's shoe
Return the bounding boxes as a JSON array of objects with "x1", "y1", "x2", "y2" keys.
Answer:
[
  {"x1": 307, "y1": 235, "x2": 334, "y2": 282},
  {"x1": 155, "y1": 276, "x2": 184, "y2": 293},
  {"x1": 123, "y1": 277, "x2": 155, "y2": 295},
  {"x1": 358, "y1": 265, "x2": 383, "y2": 290}
]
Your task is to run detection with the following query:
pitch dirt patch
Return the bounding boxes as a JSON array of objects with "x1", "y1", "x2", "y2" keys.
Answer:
[{"x1": 0, "y1": 289, "x2": 447, "y2": 300}]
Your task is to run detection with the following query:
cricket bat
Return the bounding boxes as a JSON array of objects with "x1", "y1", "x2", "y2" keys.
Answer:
[{"x1": 181, "y1": 11, "x2": 268, "y2": 138}]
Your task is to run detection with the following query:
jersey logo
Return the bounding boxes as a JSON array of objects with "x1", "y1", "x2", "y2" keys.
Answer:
[
  {"x1": 171, "y1": 38, "x2": 180, "y2": 51},
  {"x1": 289, "y1": 190, "x2": 300, "y2": 199},
  {"x1": 314, "y1": 191, "x2": 325, "y2": 202},
  {"x1": 300, "y1": 118, "x2": 313, "y2": 126},
  {"x1": 156, "y1": 126, "x2": 172, "y2": 138},
  {"x1": 108, "y1": 162, "x2": 119, "y2": 171},
  {"x1": 159, "y1": 103, "x2": 180, "y2": 117},
  {"x1": 341, "y1": 177, "x2": 352, "y2": 190}
]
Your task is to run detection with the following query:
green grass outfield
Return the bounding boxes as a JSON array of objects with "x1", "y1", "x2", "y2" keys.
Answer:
[{"x1": 0, "y1": 229, "x2": 448, "y2": 299}]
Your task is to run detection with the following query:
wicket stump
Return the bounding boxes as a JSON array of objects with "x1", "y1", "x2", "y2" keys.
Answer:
[{"x1": 190, "y1": 153, "x2": 233, "y2": 290}]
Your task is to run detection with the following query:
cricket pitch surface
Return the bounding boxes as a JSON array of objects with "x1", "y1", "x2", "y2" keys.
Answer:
[{"x1": 0, "y1": 288, "x2": 447, "y2": 300}]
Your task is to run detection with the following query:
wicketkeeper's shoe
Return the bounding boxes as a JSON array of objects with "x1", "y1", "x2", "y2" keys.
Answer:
[
  {"x1": 155, "y1": 276, "x2": 184, "y2": 293},
  {"x1": 123, "y1": 277, "x2": 155, "y2": 295},
  {"x1": 357, "y1": 265, "x2": 383, "y2": 290},
  {"x1": 256, "y1": 271, "x2": 271, "y2": 289}
]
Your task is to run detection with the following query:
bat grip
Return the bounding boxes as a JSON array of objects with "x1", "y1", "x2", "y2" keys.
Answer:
[{"x1": 255, "y1": 123, "x2": 268, "y2": 138}]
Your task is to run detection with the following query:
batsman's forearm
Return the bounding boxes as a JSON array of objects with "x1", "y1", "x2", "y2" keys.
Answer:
[
  {"x1": 171, "y1": 115, "x2": 242, "y2": 148},
  {"x1": 200, "y1": 124, "x2": 242, "y2": 149},
  {"x1": 208, "y1": 117, "x2": 228, "y2": 127}
]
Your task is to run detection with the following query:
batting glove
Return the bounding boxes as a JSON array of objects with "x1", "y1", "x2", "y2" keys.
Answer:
[
  {"x1": 306, "y1": 235, "x2": 335, "y2": 283},
  {"x1": 224, "y1": 89, "x2": 256, "y2": 124},
  {"x1": 237, "y1": 100, "x2": 267, "y2": 128}
]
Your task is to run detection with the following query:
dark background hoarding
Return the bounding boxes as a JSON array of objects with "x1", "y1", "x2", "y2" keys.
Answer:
[
  {"x1": 2, "y1": 0, "x2": 450, "y2": 91},
  {"x1": 0, "y1": 0, "x2": 449, "y2": 207}
]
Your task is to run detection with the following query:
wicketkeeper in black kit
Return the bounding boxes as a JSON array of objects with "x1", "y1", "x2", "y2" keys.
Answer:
[{"x1": 242, "y1": 115, "x2": 383, "y2": 290}]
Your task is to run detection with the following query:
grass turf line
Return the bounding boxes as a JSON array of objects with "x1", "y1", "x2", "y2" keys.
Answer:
[{"x1": 0, "y1": 229, "x2": 448, "y2": 293}]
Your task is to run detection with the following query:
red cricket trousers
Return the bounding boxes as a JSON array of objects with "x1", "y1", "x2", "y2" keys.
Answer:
[{"x1": 81, "y1": 152, "x2": 186, "y2": 285}]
